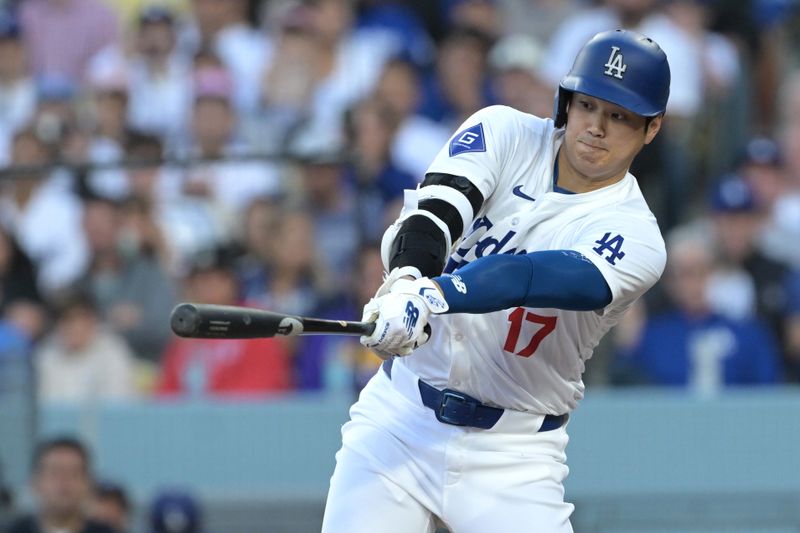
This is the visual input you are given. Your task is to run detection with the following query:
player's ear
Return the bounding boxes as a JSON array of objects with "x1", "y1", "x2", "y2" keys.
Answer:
[{"x1": 643, "y1": 115, "x2": 663, "y2": 145}]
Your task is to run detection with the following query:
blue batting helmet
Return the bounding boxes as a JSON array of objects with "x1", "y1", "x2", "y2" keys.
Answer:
[{"x1": 554, "y1": 29, "x2": 670, "y2": 128}]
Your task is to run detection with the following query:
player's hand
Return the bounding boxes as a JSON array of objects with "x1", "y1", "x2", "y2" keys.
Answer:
[
  {"x1": 372, "y1": 266, "x2": 422, "y2": 298},
  {"x1": 360, "y1": 278, "x2": 449, "y2": 359}
]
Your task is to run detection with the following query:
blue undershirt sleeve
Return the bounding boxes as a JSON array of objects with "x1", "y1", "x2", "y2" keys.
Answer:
[{"x1": 433, "y1": 250, "x2": 613, "y2": 313}]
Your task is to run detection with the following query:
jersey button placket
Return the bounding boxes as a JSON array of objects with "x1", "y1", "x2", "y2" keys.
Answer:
[{"x1": 450, "y1": 332, "x2": 465, "y2": 389}]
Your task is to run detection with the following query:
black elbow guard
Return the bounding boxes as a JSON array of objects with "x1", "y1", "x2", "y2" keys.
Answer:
[
  {"x1": 422, "y1": 173, "x2": 484, "y2": 216},
  {"x1": 389, "y1": 215, "x2": 449, "y2": 277}
]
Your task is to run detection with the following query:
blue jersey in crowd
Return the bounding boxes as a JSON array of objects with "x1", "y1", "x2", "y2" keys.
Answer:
[{"x1": 619, "y1": 311, "x2": 781, "y2": 387}]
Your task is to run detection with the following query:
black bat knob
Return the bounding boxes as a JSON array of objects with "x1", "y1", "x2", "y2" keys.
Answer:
[{"x1": 170, "y1": 303, "x2": 202, "y2": 337}]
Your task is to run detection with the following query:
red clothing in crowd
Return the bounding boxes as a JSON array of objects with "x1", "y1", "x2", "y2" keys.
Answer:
[{"x1": 157, "y1": 337, "x2": 292, "y2": 396}]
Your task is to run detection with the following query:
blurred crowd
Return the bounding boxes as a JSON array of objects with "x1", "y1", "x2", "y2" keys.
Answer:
[
  {"x1": 0, "y1": 0, "x2": 800, "y2": 410},
  {"x1": 1, "y1": 436, "x2": 206, "y2": 533}
]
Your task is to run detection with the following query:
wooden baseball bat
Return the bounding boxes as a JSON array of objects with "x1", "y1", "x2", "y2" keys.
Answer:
[{"x1": 169, "y1": 303, "x2": 376, "y2": 339}]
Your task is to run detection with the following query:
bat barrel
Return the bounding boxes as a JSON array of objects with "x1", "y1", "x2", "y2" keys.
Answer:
[
  {"x1": 170, "y1": 303, "x2": 375, "y2": 339},
  {"x1": 170, "y1": 303, "x2": 289, "y2": 339}
]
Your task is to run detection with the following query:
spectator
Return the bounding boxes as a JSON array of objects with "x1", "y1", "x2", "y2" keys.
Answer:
[
  {"x1": 354, "y1": 0, "x2": 435, "y2": 66},
  {"x1": 0, "y1": 228, "x2": 38, "y2": 392},
  {"x1": 90, "y1": 6, "x2": 192, "y2": 147},
  {"x1": 19, "y1": 0, "x2": 119, "y2": 84},
  {"x1": 0, "y1": 11, "x2": 35, "y2": 166},
  {"x1": 129, "y1": 6, "x2": 193, "y2": 145},
  {"x1": 233, "y1": 196, "x2": 279, "y2": 298},
  {"x1": 176, "y1": 66, "x2": 280, "y2": 221},
  {"x1": 347, "y1": 244, "x2": 389, "y2": 390},
  {"x1": 786, "y1": 270, "x2": 800, "y2": 381},
  {"x1": 250, "y1": 3, "x2": 323, "y2": 152},
  {"x1": 612, "y1": 226, "x2": 782, "y2": 392},
  {"x1": 495, "y1": 0, "x2": 578, "y2": 43},
  {"x1": 121, "y1": 131, "x2": 214, "y2": 273},
  {"x1": 781, "y1": 72, "x2": 800, "y2": 186},
  {"x1": 148, "y1": 490, "x2": 202, "y2": 533},
  {"x1": 0, "y1": 226, "x2": 45, "y2": 340},
  {"x1": 260, "y1": 0, "x2": 400, "y2": 154},
  {"x1": 740, "y1": 136, "x2": 800, "y2": 268},
  {"x1": 372, "y1": 57, "x2": 451, "y2": 180},
  {"x1": 539, "y1": 0, "x2": 656, "y2": 86},
  {"x1": 30, "y1": 74, "x2": 80, "y2": 155},
  {"x1": 5, "y1": 437, "x2": 115, "y2": 533},
  {"x1": 35, "y1": 291, "x2": 138, "y2": 403},
  {"x1": 76, "y1": 195, "x2": 176, "y2": 362},
  {"x1": 124, "y1": 132, "x2": 168, "y2": 205},
  {"x1": 293, "y1": 242, "x2": 386, "y2": 392},
  {"x1": 241, "y1": 208, "x2": 327, "y2": 319},
  {"x1": 749, "y1": 74, "x2": 800, "y2": 267},
  {"x1": 0, "y1": 129, "x2": 88, "y2": 295},
  {"x1": 641, "y1": 0, "x2": 741, "y2": 123},
  {"x1": 344, "y1": 96, "x2": 416, "y2": 241},
  {"x1": 488, "y1": 33, "x2": 552, "y2": 118},
  {"x1": 157, "y1": 246, "x2": 292, "y2": 397},
  {"x1": 418, "y1": 27, "x2": 495, "y2": 128},
  {"x1": 293, "y1": 151, "x2": 360, "y2": 282},
  {"x1": 706, "y1": 177, "x2": 791, "y2": 342},
  {"x1": 185, "y1": 0, "x2": 269, "y2": 114},
  {"x1": 446, "y1": 0, "x2": 502, "y2": 38},
  {"x1": 640, "y1": 0, "x2": 745, "y2": 197},
  {"x1": 88, "y1": 482, "x2": 130, "y2": 533},
  {"x1": 83, "y1": 67, "x2": 131, "y2": 201},
  {"x1": 118, "y1": 193, "x2": 173, "y2": 274}
]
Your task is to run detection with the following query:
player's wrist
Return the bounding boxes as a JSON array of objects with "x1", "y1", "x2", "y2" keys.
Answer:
[
  {"x1": 389, "y1": 277, "x2": 449, "y2": 314},
  {"x1": 374, "y1": 266, "x2": 423, "y2": 298},
  {"x1": 391, "y1": 266, "x2": 423, "y2": 280}
]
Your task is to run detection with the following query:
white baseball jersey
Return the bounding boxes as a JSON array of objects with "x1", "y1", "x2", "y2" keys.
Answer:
[{"x1": 396, "y1": 105, "x2": 666, "y2": 415}]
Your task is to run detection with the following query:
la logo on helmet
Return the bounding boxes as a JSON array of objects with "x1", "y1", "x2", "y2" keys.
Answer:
[{"x1": 603, "y1": 46, "x2": 627, "y2": 79}]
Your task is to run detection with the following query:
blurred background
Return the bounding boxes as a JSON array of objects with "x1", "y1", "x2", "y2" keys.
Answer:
[{"x1": 0, "y1": 0, "x2": 799, "y2": 531}]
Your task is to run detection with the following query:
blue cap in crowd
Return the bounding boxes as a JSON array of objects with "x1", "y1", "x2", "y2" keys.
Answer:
[
  {"x1": 0, "y1": 10, "x2": 21, "y2": 39},
  {"x1": 150, "y1": 490, "x2": 202, "y2": 533},
  {"x1": 740, "y1": 136, "x2": 782, "y2": 167},
  {"x1": 710, "y1": 175, "x2": 758, "y2": 213},
  {"x1": 36, "y1": 74, "x2": 78, "y2": 102}
]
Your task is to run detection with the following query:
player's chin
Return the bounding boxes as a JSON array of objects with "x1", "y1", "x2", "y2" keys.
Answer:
[
  {"x1": 576, "y1": 145, "x2": 608, "y2": 165},
  {"x1": 574, "y1": 157, "x2": 611, "y2": 179}
]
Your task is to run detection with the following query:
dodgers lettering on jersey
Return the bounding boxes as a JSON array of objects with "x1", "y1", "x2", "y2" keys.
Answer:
[{"x1": 396, "y1": 105, "x2": 667, "y2": 415}]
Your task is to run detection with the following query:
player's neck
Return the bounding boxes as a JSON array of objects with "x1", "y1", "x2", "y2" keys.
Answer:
[{"x1": 555, "y1": 150, "x2": 629, "y2": 193}]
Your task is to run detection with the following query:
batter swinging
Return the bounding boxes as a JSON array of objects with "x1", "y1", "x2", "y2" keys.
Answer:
[{"x1": 323, "y1": 29, "x2": 670, "y2": 532}]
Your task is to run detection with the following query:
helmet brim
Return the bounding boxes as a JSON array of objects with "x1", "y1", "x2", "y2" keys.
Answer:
[{"x1": 560, "y1": 75, "x2": 665, "y2": 118}]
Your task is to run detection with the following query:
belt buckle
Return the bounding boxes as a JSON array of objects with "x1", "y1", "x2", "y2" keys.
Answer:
[{"x1": 436, "y1": 389, "x2": 477, "y2": 426}]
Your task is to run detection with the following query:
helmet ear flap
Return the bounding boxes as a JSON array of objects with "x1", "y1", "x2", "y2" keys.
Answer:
[{"x1": 554, "y1": 87, "x2": 572, "y2": 128}]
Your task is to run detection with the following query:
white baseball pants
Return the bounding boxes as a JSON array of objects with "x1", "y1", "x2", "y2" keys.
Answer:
[{"x1": 322, "y1": 361, "x2": 574, "y2": 532}]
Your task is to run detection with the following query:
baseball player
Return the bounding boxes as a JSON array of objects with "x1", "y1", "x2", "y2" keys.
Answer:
[{"x1": 322, "y1": 29, "x2": 670, "y2": 532}]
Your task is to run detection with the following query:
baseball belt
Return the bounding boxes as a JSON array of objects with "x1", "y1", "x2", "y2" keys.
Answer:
[{"x1": 382, "y1": 359, "x2": 566, "y2": 431}]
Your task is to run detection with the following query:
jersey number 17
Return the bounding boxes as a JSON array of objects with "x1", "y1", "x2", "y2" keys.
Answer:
[{"x1": 503, "y1": 307, "x2": 557, "y2": 357}]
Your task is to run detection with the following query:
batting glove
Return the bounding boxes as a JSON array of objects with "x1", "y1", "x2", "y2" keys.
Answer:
[
  {"x1": 373, "y1": 266, "x2": 422, "y2": 298},
  {"x1": 360, "y1": 277, "x2": 449, "y2": 359}
]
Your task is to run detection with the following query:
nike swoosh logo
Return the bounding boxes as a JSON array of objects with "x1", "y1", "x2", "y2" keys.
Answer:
[
  {"x1": 512, "y1": 185, "x2": 536, "y2": 202},
  {"x1": 419, "y1": 287, "x2": 437, "y2": 297}
]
